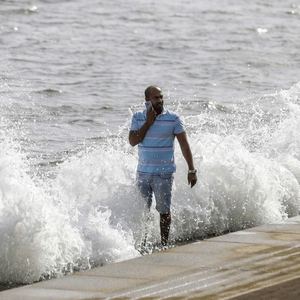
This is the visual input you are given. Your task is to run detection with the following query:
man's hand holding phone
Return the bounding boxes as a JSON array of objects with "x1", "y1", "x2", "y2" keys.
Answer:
[{"x1": 145, "y1": 101, "x2": 157, "y2": 126}]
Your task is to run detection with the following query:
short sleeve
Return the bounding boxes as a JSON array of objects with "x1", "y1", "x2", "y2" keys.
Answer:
[
  {"x1": 174, "y1": 115, "x2": 185, "y2": 135},
  {"x1": 130, "y1": 113, "x2": 139, "y2": 131}
]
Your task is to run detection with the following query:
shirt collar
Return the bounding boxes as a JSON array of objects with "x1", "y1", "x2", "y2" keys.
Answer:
[{"x1": 143, "y1": 108, "x2": 167, "y2": 118}]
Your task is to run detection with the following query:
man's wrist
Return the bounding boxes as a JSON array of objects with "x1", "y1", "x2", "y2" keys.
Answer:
[{"x1": 188, "y1": 169, "x2": 197, "y2": 174}]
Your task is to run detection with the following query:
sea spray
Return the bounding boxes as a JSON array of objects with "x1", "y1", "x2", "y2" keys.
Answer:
[
  {"x1": 0, "y1": 83, "x2": 300, "y2": 286},
  {"x1": 0, "y1": 139, "x2": 141, "y2": 285},
  {"x1": 167, "y1": 83, "x2": 300, "y2": 241},
  {"x1": 0, "y1": 136, "x2": 90, "y2": 284},
  {"x1": 171, "y1": 132, "x2": 299, "y2": 241},
  {"x1": 52, "y1": 144, "x2": 145, "y2": 259}
]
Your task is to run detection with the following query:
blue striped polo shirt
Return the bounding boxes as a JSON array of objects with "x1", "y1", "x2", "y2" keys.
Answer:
[{"x1": 130, "y1": 109, "x2": 185, "y2": 174}]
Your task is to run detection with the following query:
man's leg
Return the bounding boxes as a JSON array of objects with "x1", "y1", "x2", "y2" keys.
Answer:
[
  {"x1": 137, "y1": 173, "x2": 153, "y2": 209},
  {"x1": 136, "y1": 173, "x2": 153, "y2": 251},
  {"x1": 160, "y1": 211, "x2": 171, "y2": 246},
  {"x1": 153, "y1": 174, "x2": 173, "y2": 247}
]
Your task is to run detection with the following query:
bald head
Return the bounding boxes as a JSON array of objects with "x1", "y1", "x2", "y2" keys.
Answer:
[{"x1": 145, "y1": 85, "x2": 162, "y2": 99}]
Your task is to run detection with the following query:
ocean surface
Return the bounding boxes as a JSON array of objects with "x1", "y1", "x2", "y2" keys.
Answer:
[{"x1": 1, "y1": 0, "x2": 300, "y2": 287}]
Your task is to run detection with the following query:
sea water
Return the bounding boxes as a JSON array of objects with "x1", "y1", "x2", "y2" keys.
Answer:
[{"x1": 0, "y1": 0, "x2": 300, "y2": 287}]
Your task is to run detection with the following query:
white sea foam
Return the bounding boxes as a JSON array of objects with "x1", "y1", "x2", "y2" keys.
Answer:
[
  {"x1": 1, "y1": 83, "x2": 300, "y2": 285},
  {"x1": 0, "y1": 131, "x2": 141, "y2": 284}
]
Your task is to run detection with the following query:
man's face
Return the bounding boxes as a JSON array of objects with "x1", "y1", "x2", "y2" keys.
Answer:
[{"x1": 146, "y1": 88, "x2": 164, "y2": 114}]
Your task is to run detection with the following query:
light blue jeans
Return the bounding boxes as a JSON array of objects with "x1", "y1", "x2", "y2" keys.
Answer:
[{"x1": 136, "y1": 173, "x2": 174, "y2": 214}]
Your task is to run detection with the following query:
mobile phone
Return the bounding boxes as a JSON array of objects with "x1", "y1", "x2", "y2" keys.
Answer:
[{"x1": 145, "y1": 101, "x2": 153, "y2": 111}]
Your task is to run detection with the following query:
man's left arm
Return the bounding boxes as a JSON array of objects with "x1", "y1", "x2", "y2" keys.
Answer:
[{"x1": 176, "y1": 131, "x2": 197, "y2": 188}]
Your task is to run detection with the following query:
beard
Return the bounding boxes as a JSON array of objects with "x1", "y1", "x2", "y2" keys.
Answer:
[{"x1": 154, "y1": 102, "x2": 163, "y2": 115}]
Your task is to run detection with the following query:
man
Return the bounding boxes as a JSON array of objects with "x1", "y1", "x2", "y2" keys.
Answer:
[{"x1": 129, "y1": 85, "x2": 197, "y2": 247}]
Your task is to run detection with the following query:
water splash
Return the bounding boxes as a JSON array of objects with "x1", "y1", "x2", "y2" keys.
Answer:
[{"x1": 0, "y1": 82, "x2": 300, "y2": 286}]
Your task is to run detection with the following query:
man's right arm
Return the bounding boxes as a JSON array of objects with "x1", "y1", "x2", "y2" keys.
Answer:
[
  {"x1": 129, "y1": 108, "x2": 156, "y2": 147},
  {"x1": 129, "y1": 123, "x2": 151, "y2": 147}
]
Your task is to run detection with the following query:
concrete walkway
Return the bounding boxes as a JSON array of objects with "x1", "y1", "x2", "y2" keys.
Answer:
[{"x1": 1, "y1": 216, "x2": 300, "y2": 299}]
